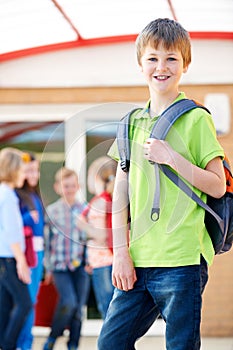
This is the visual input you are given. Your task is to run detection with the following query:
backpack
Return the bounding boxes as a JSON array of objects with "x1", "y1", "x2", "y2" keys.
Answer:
[
  {"x1": 116, "y1": 98, "x2": 233, "y2": 254},
  {"x1": 82, "y1": 191, "x2": 113, "y2": 252},
  {"x1": 99, "y1": 191, "x2": 113, "y2": 252}
]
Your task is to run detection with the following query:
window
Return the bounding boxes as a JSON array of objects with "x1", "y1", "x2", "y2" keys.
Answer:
[
  {"x1": 0, "y1": 121, "x2": 65, "y2": 206},
  {"x1": 204, "y1": 93, "x2": 231, "y2": 135}
]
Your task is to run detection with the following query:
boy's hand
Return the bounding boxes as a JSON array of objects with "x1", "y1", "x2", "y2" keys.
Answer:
[
  {"x1": 76, "y1": 215, "x2": 87, "y2": 230},
  {"x1": 112, "y1": 246, "x2": 137, "y2": 291},
  {"x1": 16, "y1": 257, "x2": 31, "y2": 284},
  {"x1": 143, "y1": 138, "x2": 174, "y2": 166},
  {"x1": 44, "y1": 272, "x2": 54, "y2": 285},
  {"x1": 11, "y1": 242, "x2": 31, "y2": 284},
  {"x1": 85, "y1": 264, "x2": 93, "y2": 275}
]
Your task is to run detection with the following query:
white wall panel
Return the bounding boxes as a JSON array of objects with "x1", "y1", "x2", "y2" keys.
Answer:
[{"x1": 0, "y1": 40, "x2": 232, "y2": 87}]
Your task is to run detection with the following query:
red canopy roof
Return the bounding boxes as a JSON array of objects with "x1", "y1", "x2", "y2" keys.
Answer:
[{"x1": 1, "y1": 0, "x2": 233, "y2": 62}]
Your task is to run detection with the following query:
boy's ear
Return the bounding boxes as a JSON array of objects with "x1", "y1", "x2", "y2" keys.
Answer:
[
  {"x1": 53, "y1": 182, "x2": 61, "y2": 195},
  {"x1": 137, "y1": 60, "x2": 143, "y2": 72},
  {"x1": 183, "y1": 65, "x2": 189, "y2": 73}
]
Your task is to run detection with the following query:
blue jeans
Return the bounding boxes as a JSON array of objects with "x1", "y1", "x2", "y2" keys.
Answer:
[
  {"x1": 17, "y1": 251, "x2": 44, "y2": 350},
  {"x1": 98, "y1": 264, "x2": 203, "y2": 350},
  {"x1": 92, "y1": 265, "x2": 114, "y2": 319},
  {"x1": 49, "y1": 265, "x2": 90, "y2": 348},
  {"x1": 0, "y1": 258, "x2": 32, "y2": 350}
]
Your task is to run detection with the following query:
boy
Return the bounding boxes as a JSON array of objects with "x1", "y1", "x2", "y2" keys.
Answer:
[
  {"x1": 43, "y1": 167, "x2": 90, "y2": 350},
  {"x1": 98, "y1": 18, "x2": 226, "y2": 350}
]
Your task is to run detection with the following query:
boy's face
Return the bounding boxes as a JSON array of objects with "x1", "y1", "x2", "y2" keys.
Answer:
[
  {"x1": 54, "y1": 174, "x2": 79, "y2": 202},
  {"x1": 139, "y1": 43, "x2": 188, "y2": 96}
]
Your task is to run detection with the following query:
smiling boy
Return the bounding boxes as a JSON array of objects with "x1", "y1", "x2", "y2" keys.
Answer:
[{"x1": 98, "y1": 18, "x2": 225, "y2": 350}]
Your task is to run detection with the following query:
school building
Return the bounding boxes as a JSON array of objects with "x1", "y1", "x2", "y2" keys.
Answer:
[{"x1": 0, "y1": 1, "x2": 232, "y2": 337}]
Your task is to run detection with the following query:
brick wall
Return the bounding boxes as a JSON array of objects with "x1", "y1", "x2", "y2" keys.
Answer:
[{"x1": 201, "y1": 249, "x2": 233, "y2": 336}]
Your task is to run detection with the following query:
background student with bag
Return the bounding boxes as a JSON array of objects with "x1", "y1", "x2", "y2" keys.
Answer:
[
  {"x1": 78, "y1": 156, "x2": 117, "y2": 319},
  {"x1": 98, "y1": 18, "x2": 226, "y2": 350},
  {"x1": 0, "y1": 147, "x2": 32, "y2": 350},
  {"x1": 15, "y1": 152, "x2": 45, "y2": 350}
]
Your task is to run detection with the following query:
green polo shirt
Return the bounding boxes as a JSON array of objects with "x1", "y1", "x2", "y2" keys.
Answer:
[{"x1": 108, "y1": 93, "x2": 224, "y2": 266}]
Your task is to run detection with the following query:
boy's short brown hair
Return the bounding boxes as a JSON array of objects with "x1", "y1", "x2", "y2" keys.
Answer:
[
  {"x1": 136, "y1": 18, "x2": 191, "y2": 68},
  {"x1": 0, "y1": 147, "x2": 24, "y2": 183},
  {"x1": 54, "y1": 167, "x2": 78, "y2": 183}
]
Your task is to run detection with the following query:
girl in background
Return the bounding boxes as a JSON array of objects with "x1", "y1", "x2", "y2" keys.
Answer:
[
  {"x1": 78, "y1": 156, "x2": 117, "y2": 319},
  {"x1": 16, "y1": 152, "x2": 44, "y2": 350},
  {"x1": 0, "y1": 147, "x2": 32, "y2": 350}
]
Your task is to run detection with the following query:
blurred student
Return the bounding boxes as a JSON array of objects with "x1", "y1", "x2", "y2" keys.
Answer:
[
  {"x1": 0, "y1": 147, "x2": 32, "y2": 350},
  {"x1": 78, "y1": 156, "x2": 117, "y2": 319},
  {"x1": 43, "y1": 167, "x2": 90, "y2": 350},
  {"x1": 16, "y1": 152, "x2": 44, "y2": 350}
]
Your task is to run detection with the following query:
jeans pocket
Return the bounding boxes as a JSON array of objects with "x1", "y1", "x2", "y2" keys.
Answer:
[{"x1": 0, "y1": 260, "x2": 6, "y2": 279}]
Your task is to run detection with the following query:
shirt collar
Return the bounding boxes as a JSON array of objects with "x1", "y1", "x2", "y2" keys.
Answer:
[
  {"x1": 134, "y1": 99, "x2": 151, "y2": 119},
  {"x1": 134, "y1": 92, "x2": 186, "y2": 119}
]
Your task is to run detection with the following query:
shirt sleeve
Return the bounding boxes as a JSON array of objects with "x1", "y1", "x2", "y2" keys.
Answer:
[
  {"x1": 188, "y1": 110, "x2": 224, "y2": 168},
  {"x1": 1, "y1": 194, "x2": 24, "y2": 245}
]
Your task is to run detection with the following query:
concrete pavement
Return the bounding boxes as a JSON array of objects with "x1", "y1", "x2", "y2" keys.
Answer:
[{"x1": 33, "y1": 334, "x2": 233, "y2": 350}]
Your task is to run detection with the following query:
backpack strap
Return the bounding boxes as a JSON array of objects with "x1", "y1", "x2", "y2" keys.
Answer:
[
  {"x1": 117, "y1": 108, "x2": 143, "y2": 172},
  {"x1": 223, "y1": 158, "x2": 233, "y2": 178},
  {"x1": 116, "y1": 99, "x2": 210, "y2": 222},
  {"x1": 150, "y1": 99, "x2": 209, "y2": 140},
  {"x1": 150, "y1": 99, "x2": 209, "y2": 221},
  {"x1": 159, "y1": 164, "x2": 224, "y2": 233}
]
